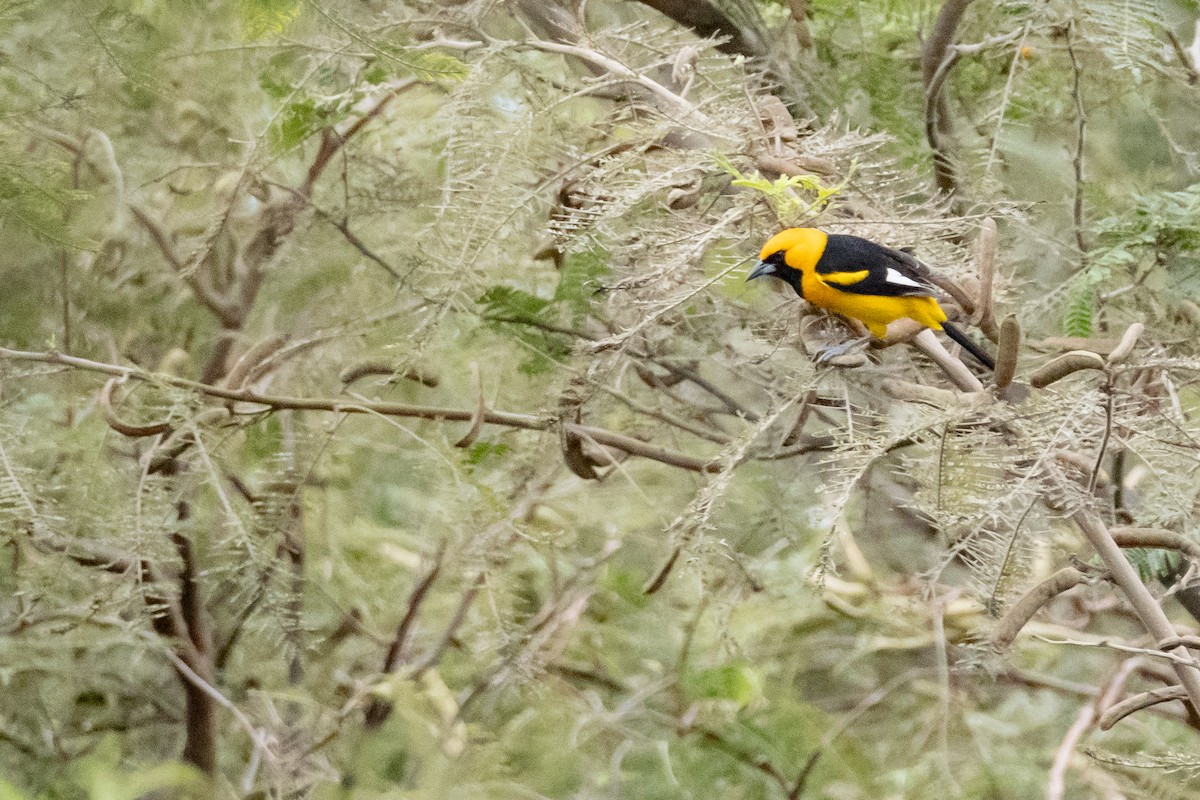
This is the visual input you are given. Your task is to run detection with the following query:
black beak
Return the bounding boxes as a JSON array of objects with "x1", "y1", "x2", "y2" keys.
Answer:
[{"x1": 746, "y1": 259, "x2": 776, "y2": 281}]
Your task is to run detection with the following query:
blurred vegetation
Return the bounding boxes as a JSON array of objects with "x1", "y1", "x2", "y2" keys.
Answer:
[{"x1": 2, "y1": 1, "x2": 1200, "y2": 798}]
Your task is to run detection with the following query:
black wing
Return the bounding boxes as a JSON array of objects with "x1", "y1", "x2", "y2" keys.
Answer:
[{"x1": 814, "y1": 234, "x2": 936, "y2": 298}]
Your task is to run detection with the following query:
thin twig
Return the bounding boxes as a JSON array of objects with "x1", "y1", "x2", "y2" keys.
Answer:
[
  {"x1": 692, "y1": 726, "x2": 791, "y2": 797},
  {"x1": 484, "y1": 314, "x2": 761, "y2": 420},
  {"x1": 1066, "y1": 20, "x2": 1088, "y2": 258},
  {"x1": 148, "y1": 631, "x2": 274, "y2": 781},
  {"x1": 1047, "y1": 658, "x2": 1139, "y2": 800},
  {"x1": 1088, "y1": 374, "x2": 1113, "y2": 494},
  {"x1": 0, "y1": 347, "x2": 722, "y2": 473},
  {"x1": 363, "y1": 547, "x2": 446, "y2": 729}
]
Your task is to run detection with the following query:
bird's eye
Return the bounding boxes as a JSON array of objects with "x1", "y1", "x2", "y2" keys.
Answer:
[{"x1": 765, "y1": 251, "x2": 787, "y2": 266}]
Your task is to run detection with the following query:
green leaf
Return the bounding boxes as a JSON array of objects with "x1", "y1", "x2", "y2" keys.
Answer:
[
  {"x1": 600, "y1": 566, "x2": 651, "y2": 611},
  {"x1": 478, "y1": 286, "x2": 552, "y2": 321},
  {"x1": 0, "y1": 162, "x2": 87, "y2": 247},
  {"x1": 75, "y1": 737, "x2": 203, "y2": 800},
  {"x1": 464, "y1": 441, "x2": 510, "y2": 466},
  {"x1": 271, "y1": 98, "x2": 321, "y2": 151},
  {"x1": 0, "y1": 777, "x2": 28, "y2": 800},
  {"x1": 477, "y1": 286, "x2": 571, "y2": 374},
  {"x1": 362, "y1": 63, "x2": 391, "y2": 85},
  {"x1": 1063, "y1": 287, "x2": 1094, "y2": 337},
  {"x1": 554, "y1": 248, "x2": 608, "y2": 317},
  {"x1": 240, "y1": 0, "x2": 302, "y2": 40},
  {"x1": 684, "y1": 663, "x2": 762, "y2": 705},
  {"x1": 244, "y1": 415, "x2": 284, "y2": 461}
]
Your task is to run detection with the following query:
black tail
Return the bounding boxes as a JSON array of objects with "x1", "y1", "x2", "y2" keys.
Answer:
[{"x1": 942, "y1": 321, "x2": 995, "y2": 371}]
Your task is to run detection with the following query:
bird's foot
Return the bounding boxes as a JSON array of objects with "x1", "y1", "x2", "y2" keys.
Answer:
[{"x1": 815, "y1": 336, "x2": 872, "y2": 365}]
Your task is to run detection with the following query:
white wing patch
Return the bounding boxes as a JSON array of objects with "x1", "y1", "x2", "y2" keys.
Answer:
[{"x1": 884, "y1": 267, "x2": 924, "y2": 289}]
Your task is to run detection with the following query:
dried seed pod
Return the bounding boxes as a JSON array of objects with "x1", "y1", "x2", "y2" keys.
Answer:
[
  {"x1": 991, "y1": 567, "x2": 1092, "y2": 653},
  {"x1": 1029, "y1": 350, "x2": 1106, "y2": 388},
  {"x1": 1106, "y1": 322, "x2": 1144, "y2": 365},
  {"x1": 993, "y1": 315, "x2": 1021, "y2": 390}
]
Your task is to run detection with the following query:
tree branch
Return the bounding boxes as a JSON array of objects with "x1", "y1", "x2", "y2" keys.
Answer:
[
  {"x1": 1066, "y1": 20, "x2": 1088, "y2": 257},
  {"x1": 0, "y1": 347, "x2": 721, "y2": 473},
  {"x1": 921, "y1": 0, "x2": 976, "y2": 197},
  {"x1": 1067, "y1": 501, "x2": 1200, "y2": 715},
  {"x1": 129, "y1": 204, "x2": 242, "y2": 327},
  {"x1": 363, "y1": 547, "x2": 445, "y2": 729}
]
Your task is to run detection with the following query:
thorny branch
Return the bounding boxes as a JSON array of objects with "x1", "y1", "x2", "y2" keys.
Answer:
[
  {"x1": 0, "y1": 346, "x2": 729, "y2": 472},
  {"x1": 0, "y1": 347, "x2": 834, "y2": 473},
  {"x1": 921, "y1": 0, "x2": 976, "y2": 198}
]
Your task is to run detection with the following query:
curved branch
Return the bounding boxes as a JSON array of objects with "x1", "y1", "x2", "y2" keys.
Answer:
[
  {"x1": 1110, "y1": 527, "x2": 1200, "y2": 560},
  {"x1": 921, "y1": 0, "x2": 976, "y2": 196},
  {"x1": 1, "y1": 347, "x2": 720, "y2": 473},
  {"x1": 1098, "y1": 684, "x2": 1189, "y2": 730},
  {"x1": 99, "y1": 377, "x2": 173, "y2": 438}
]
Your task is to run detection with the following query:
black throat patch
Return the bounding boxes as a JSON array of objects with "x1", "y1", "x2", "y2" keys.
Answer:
[{"x1": 763, "y1": 251, "x2": 804, "y2": 299}]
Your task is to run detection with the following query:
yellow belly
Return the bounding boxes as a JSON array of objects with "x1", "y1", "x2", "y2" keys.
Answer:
[{"x1": 802, "y1": 275, "x2": 947, "y2": 339}]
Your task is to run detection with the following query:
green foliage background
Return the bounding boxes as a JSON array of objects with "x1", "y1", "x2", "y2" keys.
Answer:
[{"x1": 2, "y1": 1, "x2": 1200, "y2": 798}]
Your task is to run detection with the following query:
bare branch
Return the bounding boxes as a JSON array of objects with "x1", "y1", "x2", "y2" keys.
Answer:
[
  {"x1": 921, "y1": 0, "x2": 976, "y2": 197},
  {"x1": 1099, "y1": 684, "x2": 1190, "y2": 730},
  {"x1": 454, "y1": 363, "x2": 487, "y2": 449},
  {"x1": 521, "y1": 38, "x2": 706, "y2": 121},
  {"x1": 1066, "y1": 20, "x2": 1088, "y2": 257},
  {"x1": 297, "y1": 79, "x2": 418, "y2": 199},
  {"x1": 1067, "y1": 501, "x2": 1200, "y2": 714},
  {"x1": 1110, "y1": 527, "x2": 1200, "y2": 560},
  {"x1": 129, "y1": 204, "x2": 241, "y2": 327},
  {"x1": 363, "y1": 548, "x2": 446, "y2": 729},
  {"x1": 1048, "y1": 658, "x2": 1140, "y2": 800},
  {"x1": 222, "y1": 334, "x2": 291, "y2": 391},
  {"x1": 786, "y1": 0, "x2": 813, "y2": 50},
  {"x1": 0, "y1": 347, "x2": 721, "y2": 473}
]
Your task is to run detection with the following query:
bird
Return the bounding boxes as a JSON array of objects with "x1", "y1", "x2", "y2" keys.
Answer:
[{"x1": 747, "y1": 227, "x2": 994, "y2": 370}]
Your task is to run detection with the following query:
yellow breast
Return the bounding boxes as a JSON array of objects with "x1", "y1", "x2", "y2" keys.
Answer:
[{"x1": 801, "y1": 273, "x2": 947, "y2": 338}]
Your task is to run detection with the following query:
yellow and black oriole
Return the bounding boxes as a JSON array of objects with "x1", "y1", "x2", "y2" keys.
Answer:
[{"x1": 748, "y1": 228, "x2": 994, "y2": 370}]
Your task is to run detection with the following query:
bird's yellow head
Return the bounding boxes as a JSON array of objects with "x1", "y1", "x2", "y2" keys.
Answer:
[{"x1": 746, "y1": 228, "x2": 828, "y2": 288}]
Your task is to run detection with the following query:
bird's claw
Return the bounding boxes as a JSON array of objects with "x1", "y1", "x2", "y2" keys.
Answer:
[{"x1": 814, "y1": 337, "x2": 871, "y2": 365}]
